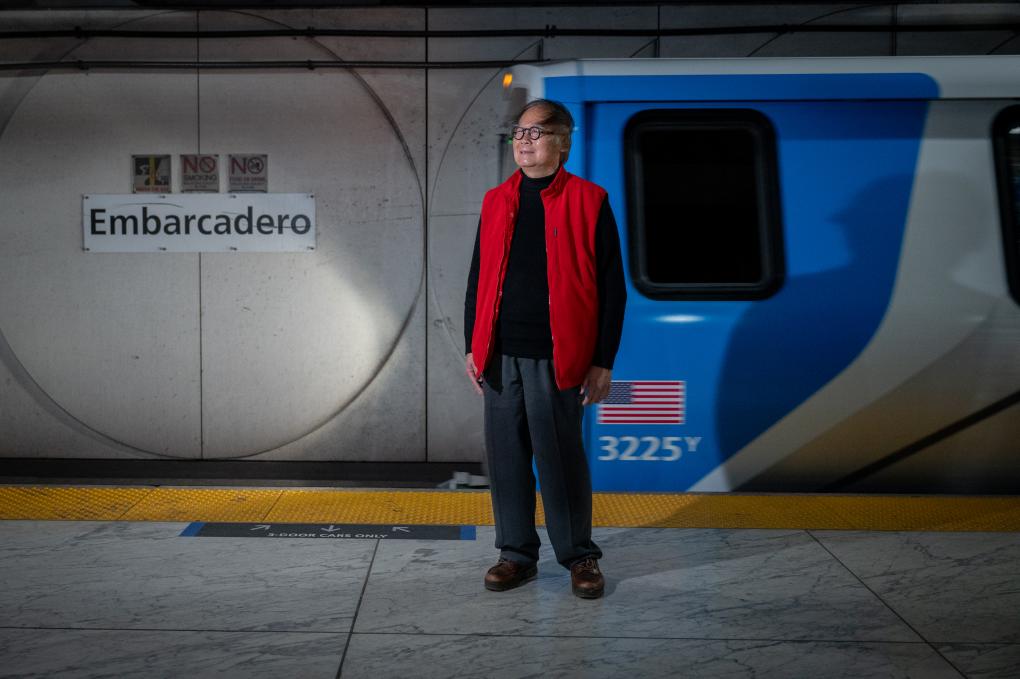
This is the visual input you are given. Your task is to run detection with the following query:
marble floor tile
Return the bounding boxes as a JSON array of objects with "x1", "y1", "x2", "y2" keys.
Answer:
[
  {"x1": 354, "y1": 526, "x2": 921, "y2": 642},
  {"x1": 936, "y1": 643, "x2": 1020, "y2": 679},
  {"x1": 0, "y1": 628, "x2": 344, "y2": 679},
  {"x1": 0, "y1": 521, "x2": 375, "y2": 633},
  {"x1": 340, "y1": 633, "x2": 959, "y2": 679},
  {"x1": 812, "y1": 531, "x2": 1020, "y2": 643}
]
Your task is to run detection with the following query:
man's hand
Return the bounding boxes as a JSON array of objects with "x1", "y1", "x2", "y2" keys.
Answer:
[
  {"x1": 580, "y1": 366, "x2": 612, "y2": 406},
  {"x1": 465, "y1": 353, "x2": 483, "y2": 395}
]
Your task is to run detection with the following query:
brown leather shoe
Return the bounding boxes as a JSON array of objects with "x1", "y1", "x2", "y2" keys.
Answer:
[
  {"x1": 484, "y1": 557, "x2": 537, "y2": 591},
  {"x1": 570, "y1": 557, "x2": 604, "y2": 599}
]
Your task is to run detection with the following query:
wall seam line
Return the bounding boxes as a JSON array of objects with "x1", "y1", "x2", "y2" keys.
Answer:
[
  {"x1": 424, "y1": 6, "x2": 430, "y2": 464},
  {"x1": 196, "y1": 9, "x2": 205, "y2": 460}
]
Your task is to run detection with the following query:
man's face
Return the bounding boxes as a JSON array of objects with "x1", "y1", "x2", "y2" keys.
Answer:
[{"x1": 513, "y1": 107, "x2": 567, "y2": 178}]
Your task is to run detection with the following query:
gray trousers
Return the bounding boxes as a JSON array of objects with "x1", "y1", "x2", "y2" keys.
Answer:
[{"x1": 482, "y1": 354, "x2": 602, "y2": 570}]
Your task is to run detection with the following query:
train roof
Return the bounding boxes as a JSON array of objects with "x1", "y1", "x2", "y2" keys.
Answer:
[{"x1": 510, "y1": 55, "x2": 1020, "y2": 100}]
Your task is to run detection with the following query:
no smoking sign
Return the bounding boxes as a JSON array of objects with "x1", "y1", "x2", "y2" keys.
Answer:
[{"x1": 181, "y1": 154, "x2": 219, "y2": 193}]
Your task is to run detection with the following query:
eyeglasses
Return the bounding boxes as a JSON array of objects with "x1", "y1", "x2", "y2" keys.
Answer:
[{"x1": 510, "y1": 126, "x2": 558, "y2": 141}]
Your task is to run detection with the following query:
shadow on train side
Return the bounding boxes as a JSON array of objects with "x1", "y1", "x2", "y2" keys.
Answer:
[
  {"x1": 716, "y1": 174, "x2": 917, "y2": 487},
  {"x1": 720, "y1": 171, "x2": 1003, "y2": 492}
]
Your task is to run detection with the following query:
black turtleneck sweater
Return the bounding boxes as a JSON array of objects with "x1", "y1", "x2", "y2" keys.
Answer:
[{"x1": 463, "y1": 169, "x2": 627, "y2": 370}]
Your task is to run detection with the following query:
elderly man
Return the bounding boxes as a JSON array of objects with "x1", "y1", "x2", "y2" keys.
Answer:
[{"x1": 463, "y1": 98, "x2": 627, "y2": 599}]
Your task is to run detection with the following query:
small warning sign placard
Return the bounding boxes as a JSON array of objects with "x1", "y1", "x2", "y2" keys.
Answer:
[
  {"x1": 228, "y1": 153, "x2": 268, "y2": 193},
  {"x1": 181, "y1": 154, "x2": 219, "y2": 192},
  {"x1": 132, "y1": 155, "x2": 171, "y2": 193}
]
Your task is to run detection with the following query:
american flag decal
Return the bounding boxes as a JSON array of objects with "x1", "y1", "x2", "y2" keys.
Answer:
[{"x1": 597, "y1": 380, "x2": 685, "y2": 425}]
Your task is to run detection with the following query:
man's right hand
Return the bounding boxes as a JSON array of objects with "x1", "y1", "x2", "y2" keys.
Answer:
[{"x1": 465, "y1": 353, "x2": 483, "y2": 395}]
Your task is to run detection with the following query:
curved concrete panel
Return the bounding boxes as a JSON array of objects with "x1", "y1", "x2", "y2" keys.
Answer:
[
  {"x1": 0, "y1": 68, "x2": 203, "y2": 456},
  {"x1": 0, "y1": 10, "x2": 427, "y2": 460},
  {"x1": 195, "y1": 10, "x2": 425, "y2": 459}
]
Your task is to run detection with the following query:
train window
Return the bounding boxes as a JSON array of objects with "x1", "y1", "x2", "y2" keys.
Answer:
[
  {"x1": 993, "y1": 105, "x2": 1020, "y2": 306},
  {"x1": 624, "y1": 109, "x2": 783, "y2": 299}
]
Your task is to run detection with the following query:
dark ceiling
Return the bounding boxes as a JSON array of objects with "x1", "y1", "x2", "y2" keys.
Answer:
[{"x1": 0, "y1": 0, "x2": 1003, "y2": 9}]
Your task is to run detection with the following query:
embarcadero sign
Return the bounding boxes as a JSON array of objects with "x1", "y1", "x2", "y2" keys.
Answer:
[{"x1": 82, "y1": 193, "x2": 315, "y2": 253}]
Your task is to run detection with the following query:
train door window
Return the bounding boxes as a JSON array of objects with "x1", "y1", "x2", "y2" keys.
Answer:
[
  {"x1": 624, "y1": 109, "x2": 783, "y2": 299},
  {"x1": 993, "y1": 105, "x2": 1020, "y2": 306}
]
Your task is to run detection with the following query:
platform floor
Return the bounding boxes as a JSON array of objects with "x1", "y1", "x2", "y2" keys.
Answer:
[{"x1": 0, "y1": 487, "x2": 1018, "y2": 678}]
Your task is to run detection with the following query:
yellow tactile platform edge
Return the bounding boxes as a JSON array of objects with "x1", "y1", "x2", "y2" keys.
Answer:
[{"x1": 0, "y1": 486, "x2": 1018, "y2": 531}]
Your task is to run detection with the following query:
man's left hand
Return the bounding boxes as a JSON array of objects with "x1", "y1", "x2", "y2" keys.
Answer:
[{"x1": 580, "y1": 366, "x2": 612, "y2": 406}]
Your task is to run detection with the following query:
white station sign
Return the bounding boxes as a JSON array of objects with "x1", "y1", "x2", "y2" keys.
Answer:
[{"x1": 83, "y1": 193, "x2": 315, "y2": 253}]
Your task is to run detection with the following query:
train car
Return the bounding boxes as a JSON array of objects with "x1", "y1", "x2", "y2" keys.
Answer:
[{"x1": 506, "y1": 56, "x2": 1020, "y2": 494}]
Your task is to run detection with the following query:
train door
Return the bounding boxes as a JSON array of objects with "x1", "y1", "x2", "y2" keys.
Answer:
[{"x1": 581, "y1": 97, "x2": 930, "y2": 492}]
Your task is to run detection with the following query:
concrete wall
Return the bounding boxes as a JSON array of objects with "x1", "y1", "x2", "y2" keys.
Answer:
[{"x1": 0, "y1": 4, "x2": 1017, "y2": 463}]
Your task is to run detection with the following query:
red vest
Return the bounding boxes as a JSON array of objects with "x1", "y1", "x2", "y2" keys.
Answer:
[{"x1": 471, "y1": 166, "x2": 606, "y2": 389}]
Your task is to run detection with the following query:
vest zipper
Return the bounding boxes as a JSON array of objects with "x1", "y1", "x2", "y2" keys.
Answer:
[
  {"x1": 544, "y1": 193, "x2": 557, "y2": 387},
  {"x1": 483, "y1": 200, "x2": 516, "y2": 366}
]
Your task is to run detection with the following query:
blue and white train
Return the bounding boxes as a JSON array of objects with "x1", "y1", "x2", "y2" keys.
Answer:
[{"x1": 508, "y1": 56, "x2": 1020, "y2": 494}]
